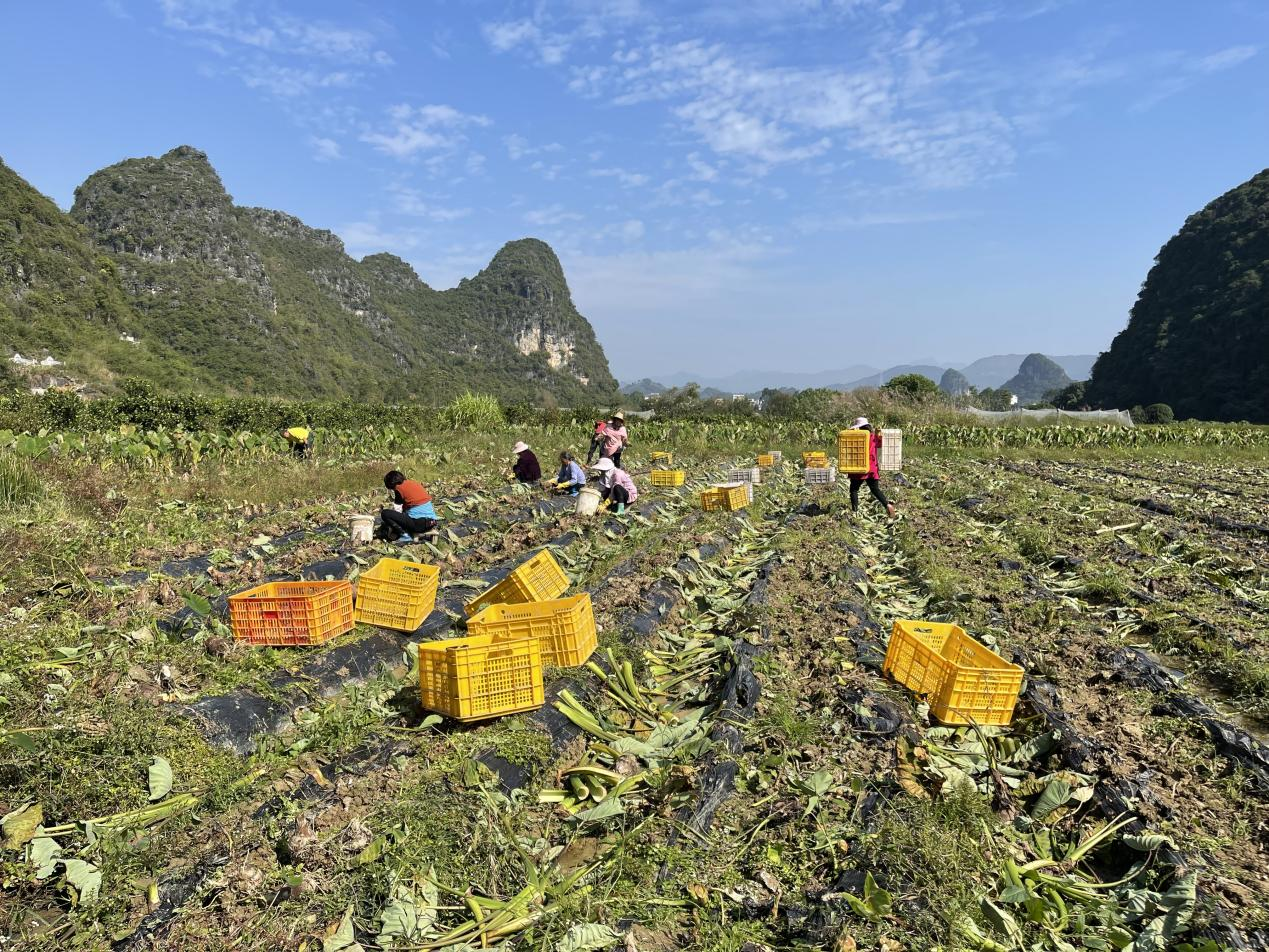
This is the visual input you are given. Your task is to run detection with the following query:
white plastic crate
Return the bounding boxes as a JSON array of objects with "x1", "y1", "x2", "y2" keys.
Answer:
[
  {"x1": 728, "y1": 467, "x2": 761, "y2": 485},
  {"x1": 769, "y1": 451, "x2": 783, "y2": 463},
  {"x1": 880, "y1": 429, "x2": 903, "y2": 472},
  {"x1": 804, "y1": 465, "x2": 837, "y2": 485}
]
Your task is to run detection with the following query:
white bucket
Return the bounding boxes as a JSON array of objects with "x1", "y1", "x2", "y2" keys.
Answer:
[
  {"x1": 349, "y1": 514, "x2": 374, "y2": 544},
  {"x1": 575, "y1": 486, "x2": 603, "y2": 516}
]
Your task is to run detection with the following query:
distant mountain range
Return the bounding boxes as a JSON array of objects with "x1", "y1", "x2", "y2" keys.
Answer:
[{"x1": 623, "y1": 354, "x2": 1097, "y2": 396}]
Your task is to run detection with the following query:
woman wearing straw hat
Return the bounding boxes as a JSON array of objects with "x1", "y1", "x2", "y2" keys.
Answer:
[
  {"x1": 599, "y1": 410, "x2": 629, "y2": 469},
  {"x1": 847, "y1": 417, "x2": 896, "y2": 518},
  {"x1": 511, "y1": 441, "x2": 542, "y2": 484}
]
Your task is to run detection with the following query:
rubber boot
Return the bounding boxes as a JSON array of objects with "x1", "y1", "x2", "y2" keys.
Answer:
[{"x1": 616, "y1": 503, "x2": 626, "y2": 515}]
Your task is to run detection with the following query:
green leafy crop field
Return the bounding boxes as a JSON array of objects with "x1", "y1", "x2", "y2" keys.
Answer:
[{"x1": 1, "y1": 417, "x2": 1266, "y2": 950}]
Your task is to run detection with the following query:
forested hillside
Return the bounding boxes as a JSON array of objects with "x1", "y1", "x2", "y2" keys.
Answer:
[
  {"x1": 1, "y1": 146, "x2": 618, "y2": 403},
  {"x1": 1086, "y1": 168, "x2": 1269, "y2": 422}
]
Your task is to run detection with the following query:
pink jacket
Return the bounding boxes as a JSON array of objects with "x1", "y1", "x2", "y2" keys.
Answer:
[
  {"x1": 601, "y1": 425, "x2": 628, "y2": 456},
  {"x1": 601, "y1": 468, "x2": 638, "y2": 501}
]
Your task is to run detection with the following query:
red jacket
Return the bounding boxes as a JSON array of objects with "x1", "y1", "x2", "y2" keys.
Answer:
[{"x1": 866, "y1": 431, "x2": 882, "y2": 480}]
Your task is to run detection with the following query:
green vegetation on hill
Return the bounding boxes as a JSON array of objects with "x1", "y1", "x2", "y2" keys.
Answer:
[
  {"x1": 1086, "y1": 168, "x2": 1269, "y2": 422},
  {"x1": 1, "y1": 146, "x2": 618, "y2": 404},
  {"x1": 1003, "y1": 353, "x2": 1072, "y2": 404}
]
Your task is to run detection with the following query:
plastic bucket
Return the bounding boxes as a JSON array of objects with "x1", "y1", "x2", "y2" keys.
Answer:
[
  {"x1": 349, "y1": 514, "x2": 374, "y2": 544},
  {"x1": 575, "y1": 486, "x2": 603, "y2": 516}
]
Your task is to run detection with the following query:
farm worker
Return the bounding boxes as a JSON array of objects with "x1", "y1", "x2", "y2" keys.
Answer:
[
  {"x1": 586, "y1": 419, "x2": 608, "y2": 465},
  {"x1": 847, "y1": 417, "x2": 896, "y2": 519},
  {"x1": 511, "y1": 442, "x2": 541, "y2": 484},
  {"x1": 599, "y1": 411, "x2": 629, "y2": 469},
  {"x1": 590, "y1": 457, "x2": 637, "y2": 515},
  {"x1": 380, "y1": 470, "x2": 438, "y2": 543},
  {"x1": 551, "y1": 450, "x2": 587, "y2": 495},
  {"x1": 283, "y1": 425, "x2": 312, "y2": 460}
]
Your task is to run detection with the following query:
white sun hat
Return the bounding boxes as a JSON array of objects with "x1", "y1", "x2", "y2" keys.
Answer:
[
  {"x1": 512, "y1": 441, "x2": 529, "y2": 454},
  {"x1": 852, "y1": 417, "x2": 869, "y2": 429},
  {"x1": 591, "y1": 458, "x2": 615, "y2": 472}
]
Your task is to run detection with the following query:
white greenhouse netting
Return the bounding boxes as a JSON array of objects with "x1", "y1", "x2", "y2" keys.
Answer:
[{"x1": 963, "y1": 408, "x2": 1135, "y2": 425}]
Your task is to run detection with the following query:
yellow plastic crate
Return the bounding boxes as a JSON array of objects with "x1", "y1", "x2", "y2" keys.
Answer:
[
  {"x1": 701, "y1": 484, "x2": 749, "y2": 512},
  {"x1": 650, "y1": 469, "x2": 686, "y2": 487},
  {"x1": 229, "y1": 581, "x2": 354, "y2": 647},
  {"x1": 650, "y1": 451, "x2": 674, "y2": 465},
  {"x1": 468, "y1": 593, "x2": 597, "y2": 667},
  {"x1": 354, "y1": 558, "x2": 439, "y2": 632},
  {"x1": 837, "y1": 430, "x2": 873, "y2": 475},
  {"x1": 756, "y1": 453, "x2": 775, "y2": 467},
  {"x1": 883, "y1": 621, "x2": 1023, "y2": 726},
  {"x1": 802, "y1": 451, "x2": 829, "y2": 468},
  {"x1": 418, "y1": 633, "x2": 544, "y2": 721},
  {"x1": 464, "y1": 550, "x2": 569, "y2": 616}
]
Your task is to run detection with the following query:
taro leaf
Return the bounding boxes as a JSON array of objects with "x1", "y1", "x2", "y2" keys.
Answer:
[
  {"x1": 377, "y1": 877, "x2": 438, "y2": 948},
  {"x1": 2, "y1": 729, "x2": 40, "y2": 753},
  {"x1": 555, "y1": 922, "x2": 621, "y2": 951},
  {"x1": 324, "y1": 904, "x2": 366, "y2": 952},
  {"x1": 1123, "y1": 832, "x2": 1174, "y2": 852},
  {"x1": 935, "y1": 764, "x2": 978, "y2": 798},
  {"x1": 182, "y1": 592, "x2": 212, "y2": 618},
  {"x1": 981, "y1": 897, "x2": 1023, "y2": 942},
  {"x1": 420, "y1": 714, "x2": 443, "y2": 729},
  {"x1": 806, "y1": 769, "x2": 834, "y2": 796},
  {"x1": 29, "y1": 836, "x2": 60, "y2": 878},
  {"x1": 62, "y1": 858, "x2": 102, "y2": 904},
  {"x1": 1000, "y1": 729, "x2": 1059, "y2": 766},
  {"x1": 1030, "y1": 778, "x2": 1072, "y2": 822},
  {"x1": 148, "y1": 756, "x2": 173, "y2": 801},
  {"x1": 998, "y1": 884, "x2": 1031, "y2": 905},
  {"x1": 358, "y1": 834, "x2": 387, "y2": 866},
  {"x1": 573, "y1": 797, "x2": 625, "y2": 823},
  {"x1": 2, "y1": 801, "x2": 43, "y2": 849}
]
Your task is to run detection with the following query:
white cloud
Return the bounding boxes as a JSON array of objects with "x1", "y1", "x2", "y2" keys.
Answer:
[
  {"x1": 588, "y1": 166, "x2": 650, "y2": 187},
  {"x1": 524, "y1": 204, "x2": 584, "y2": 226},
  {"x1": 388, "y1": 184, "x2": 471, "y2": 221},
  {"x1": 309, "y1": 136, "x2": 342, "y2": 161},
  {"x1": 239, "y1": 64, "x2": 357, "y2": 97},
  {"x1": 340, "y1": 220, "x2": 426, "y2": 255},
  {"x1": 1195, "y1": 45, "x2": 1257, "y2": 72},
  {"x1": 504, "y1": 134, "x2": 565, "y2": 160},
  {"x1": 159, "y1": 1, "x2": 392, "y2": 64},
  {"x1": 482, "y1": 19, "x2": 571, "y2": 65},
  {"x1": 1133, "y1": 44, "x2": 1260, "y2": 111},
  {"x1": 362, "y1": 104, "x2": 492, "y2": 159}
]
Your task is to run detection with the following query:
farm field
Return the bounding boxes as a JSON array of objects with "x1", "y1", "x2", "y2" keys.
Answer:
[{"x1": 2, "y1": 423, "x2": 1268, "y2": 951}]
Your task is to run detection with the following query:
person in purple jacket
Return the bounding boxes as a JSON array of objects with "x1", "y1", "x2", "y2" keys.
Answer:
[{"x1": 590, "y1": 457, "x2": 637, "y2": 515}]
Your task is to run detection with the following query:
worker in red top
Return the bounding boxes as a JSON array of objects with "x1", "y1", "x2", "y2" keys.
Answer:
[
  {"x1": 379, "y1": 470, "x2": 438, "y2": 543},
  {"x1": 586, "y1": 419, "x2": 608, "y2": 465},
  {"x1": 847, "y1": 418, "x2": 896, "y2": 519}
]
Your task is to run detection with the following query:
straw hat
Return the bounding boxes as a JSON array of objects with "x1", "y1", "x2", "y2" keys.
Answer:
[
  {"x1": 611, "y1": 410, "x2": 625, "y2": 421},
  {"x1": 513, "y1": 441, "x2": 529, "y2": 454}
]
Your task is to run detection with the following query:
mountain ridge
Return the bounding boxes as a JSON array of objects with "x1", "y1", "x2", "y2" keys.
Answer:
[
  {"x1": 627, "y1": 354, "x2": 1097, "y2": 395},
  {"x1": 2, "y1": 145, "x2": 618, "y2": 403}
]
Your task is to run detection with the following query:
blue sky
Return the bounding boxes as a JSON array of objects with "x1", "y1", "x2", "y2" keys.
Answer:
[{"x1": 2, "y1": 0, "x2": 1266, "y2": 382}]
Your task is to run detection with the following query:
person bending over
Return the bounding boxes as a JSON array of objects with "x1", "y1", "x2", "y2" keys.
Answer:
[
  {"x1": 590, "y1": 458, "x2": 637, "y2": 515},
  {"x1": 380, "y1": 470, "x2": 437, "y2": 543},
  {"x1": 511, "y1": 441, "x2": 541, "y2": 483},
  {"x1": 847, "y1": 417, "x2": 896, "y2": 519},
  {"x1": 552, "y1": 450, "x2": 587, "y2": 495}
]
